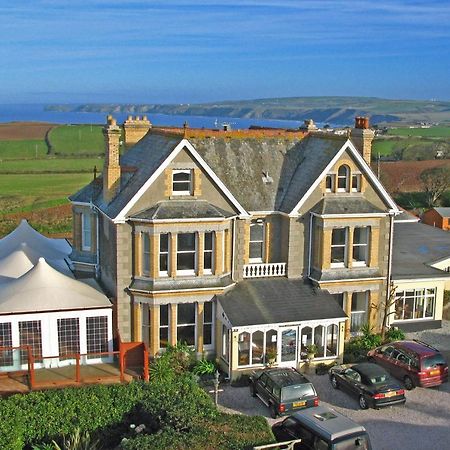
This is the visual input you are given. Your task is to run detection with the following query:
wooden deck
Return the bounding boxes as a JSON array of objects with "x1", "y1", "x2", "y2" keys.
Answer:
[{"x1": 0, "y1": 363, "x2": 133, "y2": 396}]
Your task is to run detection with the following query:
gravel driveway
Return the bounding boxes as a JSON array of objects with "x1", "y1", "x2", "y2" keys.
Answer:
[{"x1": 217, "y1": 322, "x2": 450, "y2": 450}]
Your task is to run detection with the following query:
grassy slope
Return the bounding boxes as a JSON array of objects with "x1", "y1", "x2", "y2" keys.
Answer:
[
  {"x1": 0, "y1": 157, "x2": 103, "y2": 173},
  {"x1": 49, "y1": 124, "x2": 104, "y2": 154},
  {"x1": 387, "y1": 126, "x2": 450, "y2": 137}
]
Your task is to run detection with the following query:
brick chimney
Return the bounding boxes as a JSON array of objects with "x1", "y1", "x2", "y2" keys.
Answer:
[
  {"x1": 299, "y1": 119, "x2": 318, "y2": 132},
  {"x1": 103, "y1": 115, "x2": 121, "y2": 203},
  {"x1": 350, "y1": 116, "x2": 374, "y2": 165},
  {"x1": 123, "y1": 115, "x2": 151, "y2": 148}
]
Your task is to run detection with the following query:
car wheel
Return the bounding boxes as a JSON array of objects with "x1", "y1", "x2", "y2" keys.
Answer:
[
  {"x1": 270, "y1": 403, "x2": 278, "y2": 419},
  {"x1": 250, "y1": 382, "x2": 257, "y2": 397},
  {"x1": 404, "y1": 376, "x2": 415, "y2": 390},
  {"x1": 330, "y1": 375, "x2": 339, "y2": 389},
  {"x1": 359, "y1": 395, "x2": 369, "y2": 410}
]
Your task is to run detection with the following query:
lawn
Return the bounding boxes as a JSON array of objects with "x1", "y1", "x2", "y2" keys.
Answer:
[
  {"x1": 387, "y1": 126, "x2": 450, "y2": 138},
  {"x1": 0, "y1": 157, "x2": 103, "y2": 173},
  {"x1": 48, "y1": 124, "x2": 105, "y2": 155},
  {"x1": 0, "y1": 139, "x2": 48, "y2": 159}
]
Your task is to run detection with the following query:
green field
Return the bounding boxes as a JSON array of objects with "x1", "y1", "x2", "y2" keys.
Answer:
[
  {"x1": 0, "y1": 173, "x2": 93, "y2": 212},
  {"x1": 387, "y1": 126, "x2": 450, "y2": 137},
  {"x1": 48, "y1": 124, "x2": 104, "y2": 154},
  {"x1": 0, "y1": 139, "x2": 48, "y2": 159},
  {"x1": 0, "y1": 157, "x2": 103, "y2": 173}
]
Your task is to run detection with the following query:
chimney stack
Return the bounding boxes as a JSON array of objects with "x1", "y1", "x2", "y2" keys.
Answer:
[
  {"x1": 103, "y1": 115, "x2": 121, "y2": 203},
  {"x1": 299, "y1": 119, "x2": 318, "y2": 132},
  {"x1": 123, "y1": 115, "x2": 152, "y2": 148},
  {"x1": 351, "y1": 116, "x2": 374, "y2": 165}
]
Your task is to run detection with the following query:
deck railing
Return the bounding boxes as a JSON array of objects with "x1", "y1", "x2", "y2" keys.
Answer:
[{"x1": 243, "y1": 262, "x2": 286, "y2": 278}]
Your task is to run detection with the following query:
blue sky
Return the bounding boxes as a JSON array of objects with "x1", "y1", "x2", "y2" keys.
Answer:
[{"x1": 1, "y1": 0, "x2": 449, "y2": 104}]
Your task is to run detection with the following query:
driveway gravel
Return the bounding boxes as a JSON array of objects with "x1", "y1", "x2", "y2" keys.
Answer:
[{"x1": 216, "y1": 322, "x2": 450, "y2": 450}]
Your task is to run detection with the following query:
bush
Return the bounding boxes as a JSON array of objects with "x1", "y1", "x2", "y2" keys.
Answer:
[{"x1": 386, "y1": 327, "x2": 405, "y2": 342}]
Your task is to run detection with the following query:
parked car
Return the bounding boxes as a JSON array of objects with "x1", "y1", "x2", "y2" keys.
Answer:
[
  {"x1": 249, "y1": 367, "x2": 319, "y2": 418},
  {"x1": 367, "y1": 340, "x2": 449, "y2": 390},
  {"x1": 329, "y1": 362, "x2": 406, "y2": 409},
  {"x1": 272, "y1": 405, "x2": 372, "y2": 450}
]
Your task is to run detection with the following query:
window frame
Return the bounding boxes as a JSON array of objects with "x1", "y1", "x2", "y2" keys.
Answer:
[
  {"x1": 177, "y1": 303, "x2": 197, "y2": 346},
  {"x1": 81, "y1": 212, "x2": 92, "y2": 251},
  {"x1": 141, "y1": 232, "x2": 150, "y2": 276},
  {"x1": 330, "y1": 227, "x2": 348, "y2": 268},
  {"x1": 394, "y1": 288, "x2": 436, "y2": 321},
  {"x1": 159, "y1": 304, "x2": 169, "y2": 350},
  {"x1": 203, "y1": 231, "x2": 214, "y2": 274},
  {"x1": 325, "y1": 174, "x2": 335, "y2": 192},
  {"x1": 351, "y1": 172, "x2": 362, "y2": 192},
  {"x1": 176, "y1": 232, "x2": 197, "y2": 276},
  {"x1": 337, "y1": 165, "x2": 350, "y2": 192},
  {"x1": 159, "y1": 233, "x2": 170, "y2": 277},
  {"x1": 203, "y1": 301, "x2": 214, "y2": 347},
  {"x1": 249, "y1": 220, "x2": 265, "y2": 263},
  {"x1": 352, "y1": 226, "x2": 370, "y2": 267},
  {"x1": 172, "y1": 169, "x2": 192, "y2": 196}
]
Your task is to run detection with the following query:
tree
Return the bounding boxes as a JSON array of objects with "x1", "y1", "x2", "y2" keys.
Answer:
[
  {"x1": 371, "y1": 282, "x2": 397, "y2": 341},
  {"x1": 419, "y1": 167, "x2": 450, "y2": 207}
]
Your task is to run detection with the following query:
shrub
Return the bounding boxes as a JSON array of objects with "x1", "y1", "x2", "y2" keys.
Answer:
[
  {"x1": 192, "y1": 358, "x2": 216, "y2": 376},
  {"x1": 386, "y1": 327, "x2": 405, "y2": 342}
]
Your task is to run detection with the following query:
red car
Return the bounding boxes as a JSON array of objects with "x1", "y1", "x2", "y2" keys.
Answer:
[{"x1": 367, "y1": 340, "x2": 448, "y2": 390}]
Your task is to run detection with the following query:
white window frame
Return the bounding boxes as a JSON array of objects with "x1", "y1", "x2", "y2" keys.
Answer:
[
  {"x1": 176, "y1": 303, "x2": 197, "y2": 346},
  {"x1": 203, "y1": 302, "x2": 215, "y2": 348},
  {"x1": 81, "y1": 213, "x2": 91, "y2": 251},
  {"x1": 172, "y1": 169, "x2": 192, "y2": 196},
  {"x1": 249, "y1": 221, "x2": 265, "y2": 263},
  {"x1": 159, "y1": 304, "x2": 170, "y2": 350},
  {"x1": 203, "y1": 232, "x2": 214, "y2": 275},
  {"x1": 394, "y1": 288, "x2": 436, "y2": 321},
  {"x1": 337, "y1": 165, "x2": 350, "y2": 192},
  {"x1": 159, "y1": 233, "x2": 170, "y2": 277},
  {"x1": 141, "y1": 232, "x2": 150, "y2": 276},
  {"x1": 352, "y1": 227, "x2": 370, "y2": 267},
  {"x1": 176, "y1": 232, "x2": 197, "y2": 276},
  {"x1": 350, "y1": 291, "x2": 368, "y2": 334},
  {"x1": 330, "y1": 227, "x2": 347, "y2": 268}
]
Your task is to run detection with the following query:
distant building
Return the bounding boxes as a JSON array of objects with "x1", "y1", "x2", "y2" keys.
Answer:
[{"x1": 422, "y1": 207, "x2": 450, "y2": 231}]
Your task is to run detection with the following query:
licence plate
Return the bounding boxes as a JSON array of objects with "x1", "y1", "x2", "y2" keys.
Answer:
[
  {"x1": 384, "y1": 391, "x2": 396, "y2": 398},
  {"x1": 430, "y1": 369, "x2": 440, "y2": 376},
  {"x1": 293, "y1": 401, "x2": 306, "y2": 408}
]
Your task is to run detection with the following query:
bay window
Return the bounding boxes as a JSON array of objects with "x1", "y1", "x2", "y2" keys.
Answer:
[
  {"x1": 159, "y1": 233, "x2": 169, "y2": 275},
  {"x1": 204, "y1": 232, "x2": 213, "y2": 273},
  {"x1": 142, "y1": 233, "x2": 150, "y2": 276},
  {"x1": 81, "y1": 213, "x2": 92, "y2": 251},
  {"x1": 160, "y1": 304, "x2": 169, "y2": 348},
  {"x1": 203, "y1": 302, "x2": 213, "y2": 346},
  {"x1": 177, "y1": 303, "x2": 196, "y2": 345}
]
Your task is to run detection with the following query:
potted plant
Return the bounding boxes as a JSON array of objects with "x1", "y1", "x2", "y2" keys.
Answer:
[
  {"x1": 265, "y1": 348, "x2": 277, "y2": 366},
  {"x1": 306, "y1": 344, "x2": 318, "y2": 362}
]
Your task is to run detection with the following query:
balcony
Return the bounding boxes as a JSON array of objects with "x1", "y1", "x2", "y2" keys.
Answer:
[{"x1": 243, "y1": 262, "x2": 286, "y2": 278}]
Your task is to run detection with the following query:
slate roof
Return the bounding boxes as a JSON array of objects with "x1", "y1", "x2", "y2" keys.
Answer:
[
  {"x1": 218, "y1": 278, "x2": 347, "y2": 327},
  {"x1": 312, "y1": 197, "x2": 385, "y2": 215},
  {"x1": 131, "y1": 200, "x2": 235, "y2": 221},
  {"x1": 392, "y1": 221, "x2": 450, "y2": 279},
  {"x1": 70, "y1": 132, "x2": 351, "y2": 217}
]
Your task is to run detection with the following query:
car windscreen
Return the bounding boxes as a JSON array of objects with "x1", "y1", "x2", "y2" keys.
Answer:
[
  {"x1": 333, "y1": 434, "x2": 371, "y2": 450},
  {"x1": 422, "y1": 354, "x2": 447, "y2": 369},
  {"x1": 281, "y1": 383, "x2": 316, "y2": 401},
  {"x1": 368, "y1": 373, "x2": 389, "y2": 385}
]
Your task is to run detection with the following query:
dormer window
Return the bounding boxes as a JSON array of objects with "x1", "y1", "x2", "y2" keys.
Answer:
[
  {"x1": 172, "y1": 170, "x2": 192, "y2": 195},
  {"x1": 337, "y1": 165, "x2": 350, "y2": 192}
]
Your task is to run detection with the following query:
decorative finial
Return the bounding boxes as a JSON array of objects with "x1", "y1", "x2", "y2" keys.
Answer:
[{"x1": 183, "y1": 121, "x2": 189, "y2": 138}]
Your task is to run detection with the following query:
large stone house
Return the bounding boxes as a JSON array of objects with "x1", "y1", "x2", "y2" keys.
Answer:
[{"x1": 70, "y1": 116, "x2": 402, "y2": 379}]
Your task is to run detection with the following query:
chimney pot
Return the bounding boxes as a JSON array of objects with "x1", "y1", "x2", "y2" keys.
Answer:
[{"x1": 355, "y1": 116, "x2": 369, "y2": 129}]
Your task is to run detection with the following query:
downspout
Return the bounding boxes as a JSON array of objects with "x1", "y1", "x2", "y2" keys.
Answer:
[
  {"x1": 308, "y1": 212, "x2": 314, "y2": 278},
  {"x1": 385, "y1": 213, "x2": 395, "y2": 327},
  {"x1": 231, "y1": 217, "x2": 236, "y2": 281},
  {"x1": 95, "y1": 212, "x2": 100, "y2": 279}
]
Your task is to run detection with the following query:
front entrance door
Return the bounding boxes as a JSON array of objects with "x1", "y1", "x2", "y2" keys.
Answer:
[{"x1": 280, "y1": 328, "x2": 297, "y2": 366}]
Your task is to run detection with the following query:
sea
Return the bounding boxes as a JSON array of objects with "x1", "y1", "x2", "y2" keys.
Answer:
[{"x1": 0, "y1": 104, "x2": 304, "y2": 130}]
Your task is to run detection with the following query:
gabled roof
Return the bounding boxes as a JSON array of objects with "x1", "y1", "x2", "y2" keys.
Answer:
[
  {"x1": 71, "y1": 130, "x2": 398, "y2": 221},
  {"x1": 433, "y1": 207, "x2": 450, "y2": 218},
  {"x1": 392, "y1": 221, "x2": 450, "y2": 280},
  {"x1": 218, "y1": 278, "x2": 347, "y2": 327},
  {"x1": 0, "y1": 258, "x2": 111, "y2": 314}
]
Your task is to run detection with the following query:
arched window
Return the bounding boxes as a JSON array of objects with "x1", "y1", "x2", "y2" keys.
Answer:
[
  {"x1": 238, "y1": 332, "x2": 250, "y2": 366},
  {"x1": 314, "y1": 325, "x2": 325, "y2": 357},
  {"x1": 251, "y1": 331, "x2": 264, "y2": 364},
  {"x1": 266, "y1": 329, "x2": 278, "y2": 363},
  {"x1": 326, "y1": 324, "x2": 338, "y2": 356},
  {"x1": 300, "y1": 326, "x2": 312, "y2": 360},
  {"x1": 337, "y1": 165, "x2": 350, "y2": 192}
]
